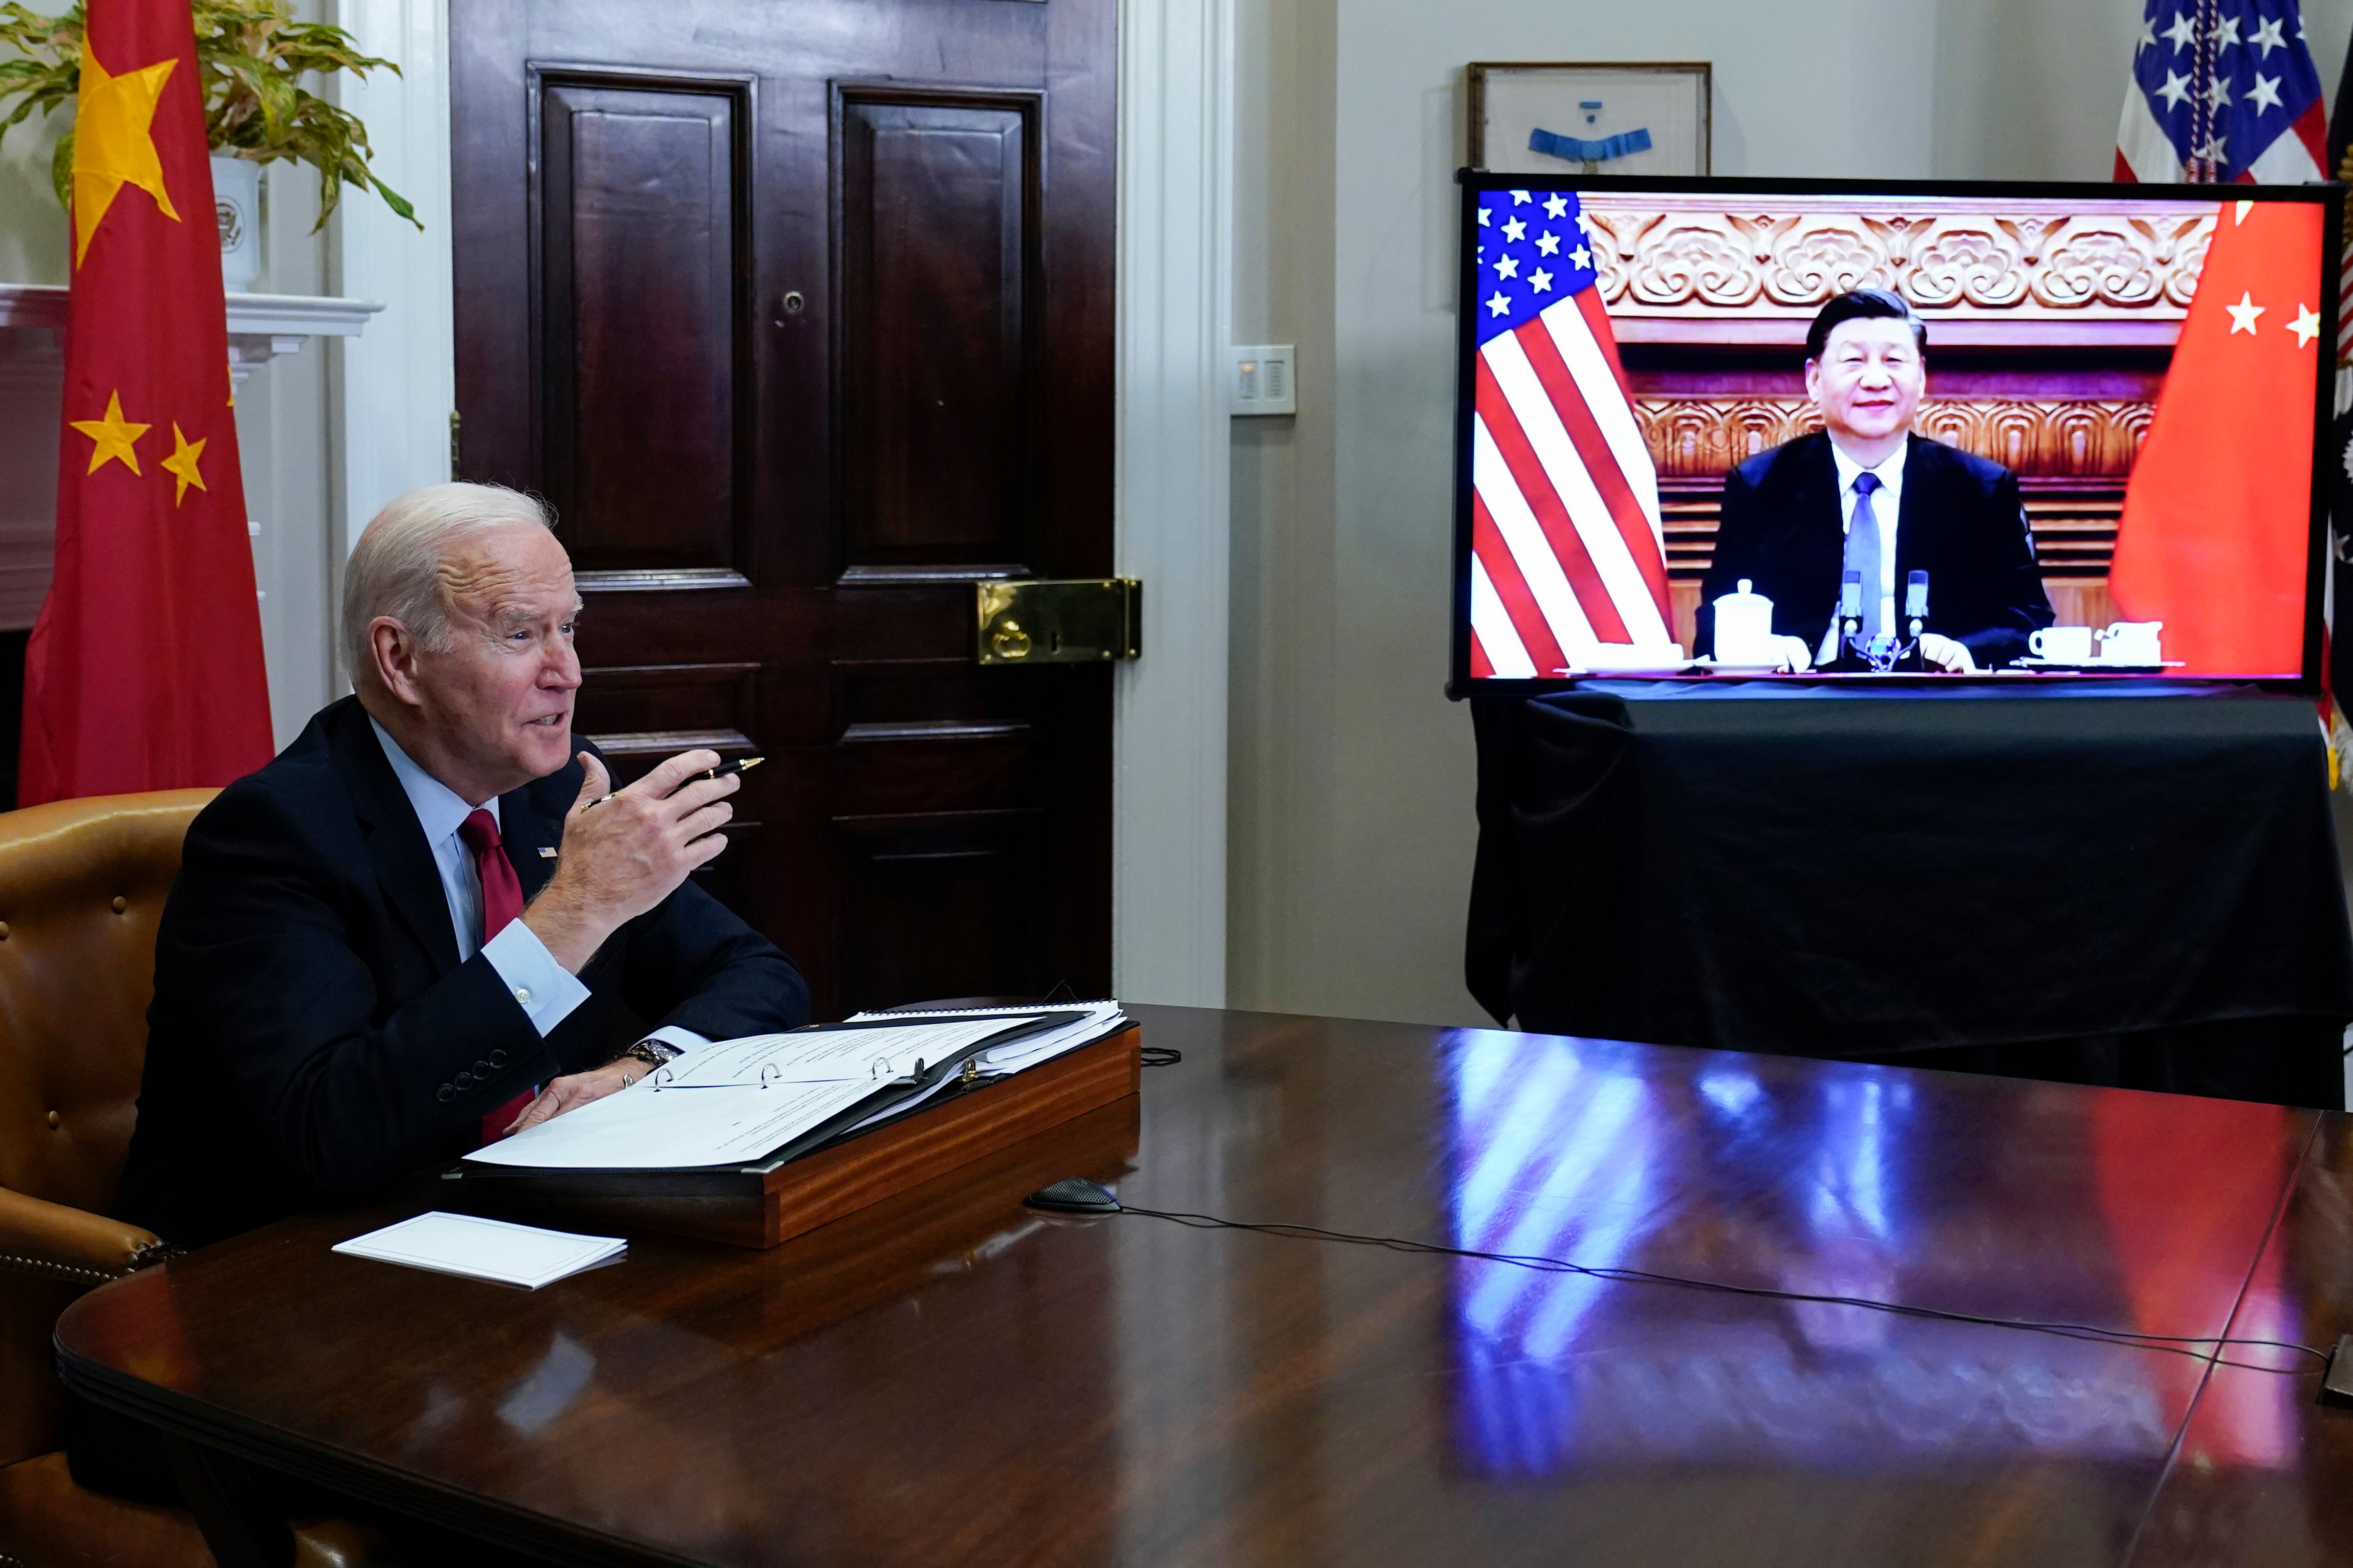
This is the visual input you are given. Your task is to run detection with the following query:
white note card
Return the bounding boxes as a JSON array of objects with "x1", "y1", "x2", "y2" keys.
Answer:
[{"x1": 332, "y1": 1211, "x2": 625, "y2": 1290}]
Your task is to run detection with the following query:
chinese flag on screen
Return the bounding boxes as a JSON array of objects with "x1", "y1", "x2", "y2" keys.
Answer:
[
  {"x1": 18, "y1": 0, "x2": 274, "y2": 806},
  {"x1": 2109, "y1": 200, "x2": 2324, "y2": 677}
]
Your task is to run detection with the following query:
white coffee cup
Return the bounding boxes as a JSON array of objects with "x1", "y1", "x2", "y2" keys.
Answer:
[
  {"x1": 2097, "y1": 621, "x2": 2163, "y2": 664},
  {"x1": 2029, "y1": 626, "x2": 2093, "y2": 662}
]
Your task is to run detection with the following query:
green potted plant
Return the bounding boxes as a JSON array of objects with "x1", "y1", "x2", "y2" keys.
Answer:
[{"x1": 0, "y1": 0, "x2": 417, "y2": 289}]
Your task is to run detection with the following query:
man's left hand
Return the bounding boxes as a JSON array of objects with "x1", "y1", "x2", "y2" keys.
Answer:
[
  {"x1": 1918, "y1": 633, "x2": 1977, "y2": 673},
  {"x1": 499, "y1": 1058, "x2": 647, "y2": 1137}
]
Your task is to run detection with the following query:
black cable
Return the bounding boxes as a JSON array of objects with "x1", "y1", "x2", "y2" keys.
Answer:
[
  {"x1": 1139, "y1": 1046, "x2": 1183, "y2": 1067},
  {"x1": 1108, "y1": 1202, "x2": 2333, "y2": 1374}
]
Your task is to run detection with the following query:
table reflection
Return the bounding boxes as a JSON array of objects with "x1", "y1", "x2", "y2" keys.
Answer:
[{"x1": 1440, "y1": 1031, "x2": 2302, "y2": 1478}]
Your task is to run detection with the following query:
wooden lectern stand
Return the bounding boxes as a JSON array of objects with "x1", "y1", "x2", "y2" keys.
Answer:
[{"x1": 458, "y1": 1025, "x2": 1143, "y2": 1248}]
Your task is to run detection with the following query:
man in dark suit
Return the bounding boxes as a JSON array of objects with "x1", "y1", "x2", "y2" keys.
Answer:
[
  {"x1": 112, "y1": 483, "x2": 809, "y2": 1251},
  {"x1": 1695, "y1": 288, "x2": 2053, "y2": 670}
]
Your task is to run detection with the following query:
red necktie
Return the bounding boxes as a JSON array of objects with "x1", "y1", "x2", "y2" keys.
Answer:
[{"x1": 459, "y1": 808, "x2": 536, "y2": 1141}]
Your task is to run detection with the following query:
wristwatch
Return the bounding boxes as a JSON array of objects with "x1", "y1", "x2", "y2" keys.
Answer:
[{"x1": 621, "y1": 1038, "x2": 682, "y2": 1072}]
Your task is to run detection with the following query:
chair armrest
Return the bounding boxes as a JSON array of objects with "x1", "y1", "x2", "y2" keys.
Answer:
[{"x1": 0, "y1": 1186, "x2": 167, "y2": 1285}]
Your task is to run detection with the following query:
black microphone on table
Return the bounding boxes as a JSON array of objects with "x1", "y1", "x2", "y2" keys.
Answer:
[
  {"x1": 1890, "y1": 570, "x2": 1933, "y2": 672},
  {"x1": 1822, "y1": 569, "x2": 1868, "y2": 672}
]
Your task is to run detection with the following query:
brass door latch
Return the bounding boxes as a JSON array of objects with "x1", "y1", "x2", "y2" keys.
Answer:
[{"x1": 976, "y1": 579, "x2": 1141, "y2": 665}]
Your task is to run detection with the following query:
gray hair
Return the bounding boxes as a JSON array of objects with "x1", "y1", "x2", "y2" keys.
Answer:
[{"x1": 342, "y1": 482, "x2": 556, "y2": 686}]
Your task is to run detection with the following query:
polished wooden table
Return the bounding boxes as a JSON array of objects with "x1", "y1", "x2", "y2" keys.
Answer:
[{"x1": 56, "y1": 1006, "x2": 2353, "y2": 1566}]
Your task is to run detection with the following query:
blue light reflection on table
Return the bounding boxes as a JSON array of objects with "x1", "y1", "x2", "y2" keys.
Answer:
[{"x1": 1435, "y1": 1030, "x2": 2232, "y2": 1479}]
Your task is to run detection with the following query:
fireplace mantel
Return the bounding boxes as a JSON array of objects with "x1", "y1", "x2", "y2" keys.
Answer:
[
  {"x1": 0, "y1": 286, "x2": 383, "y2": 630},
  {"x1": 0, "y1": 285, "x2": 383, "y2": 381}
]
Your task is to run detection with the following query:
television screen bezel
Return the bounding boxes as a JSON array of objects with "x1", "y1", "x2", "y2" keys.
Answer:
[{"x1": 1445, "y1": 171, "x2": 2345, "y2": 699}]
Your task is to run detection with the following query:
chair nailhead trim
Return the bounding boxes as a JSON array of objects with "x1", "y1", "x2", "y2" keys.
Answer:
[{"x1": 0, "y1": 1251, "x2": 123, "y2": 1286}]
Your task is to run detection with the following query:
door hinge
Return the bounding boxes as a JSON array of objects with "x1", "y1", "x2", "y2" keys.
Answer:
[{"x1": 976, "y1": 579, "x2": 1141, "y2": 665}]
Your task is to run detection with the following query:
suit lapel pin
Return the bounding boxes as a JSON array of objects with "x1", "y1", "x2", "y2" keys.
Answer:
[{"x1": 538, "y1": 847, "x2": 558, "y2": 859}]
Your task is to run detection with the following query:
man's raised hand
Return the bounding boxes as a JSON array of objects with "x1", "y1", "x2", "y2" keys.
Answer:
[{"x1": 521, "y1": 748, "x2": 737, "y2": 972}]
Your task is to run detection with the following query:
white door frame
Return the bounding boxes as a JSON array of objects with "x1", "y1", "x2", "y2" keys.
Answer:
[
  {"x1": 1113, "y1": 0, "x2": 1234, "y2": 1006},
  {"x1": 329, "y1": 0, "x2": 1234, "y2": 1008},
  {"x1": 326, "y1": 1, "x2": 454, "y2": 577}
]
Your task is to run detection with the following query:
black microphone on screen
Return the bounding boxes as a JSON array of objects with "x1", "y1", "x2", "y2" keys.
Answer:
[
  {"x1": 1828, "y1": 569, "x2": 1869, "y2": 672},
  {"x1": 1894, "y1": 569, "x2": 1934, "y2": 673}
]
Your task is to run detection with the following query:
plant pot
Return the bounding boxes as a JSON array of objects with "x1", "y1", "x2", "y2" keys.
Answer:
[{"x1": 210, "y1": 156, "x2": 260, "y2": 291}]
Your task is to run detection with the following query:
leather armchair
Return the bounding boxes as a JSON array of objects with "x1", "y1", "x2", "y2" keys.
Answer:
[{"x1": 0, "y1": 790, "x2": 383, "y2": 1568}]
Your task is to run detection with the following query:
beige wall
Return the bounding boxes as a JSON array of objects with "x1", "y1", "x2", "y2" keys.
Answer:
[{"x1": 1226, "y1": 0, "x2": 2353, "y2": 1028}]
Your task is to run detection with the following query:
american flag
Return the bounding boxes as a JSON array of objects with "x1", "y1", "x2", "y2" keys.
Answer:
[
  {"x1": 2114, "y1": 0, "x2": 2338, "y2": 349},
  {"x1": 1467, "y1": 187, "x2": 1672, "y2": 678}
]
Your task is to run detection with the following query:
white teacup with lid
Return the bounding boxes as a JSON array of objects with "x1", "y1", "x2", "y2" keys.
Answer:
[
  {"x1": 1711, "y1": 579, "x2": 1777, "y2": 665},
  {"x1": 2098, "y1": 621, "x2": 2163, "y2": 665}
]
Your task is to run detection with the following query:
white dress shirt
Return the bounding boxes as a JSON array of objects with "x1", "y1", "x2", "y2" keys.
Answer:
[
  {"x1": 1816, "y1": 439, "x2": 1908, "y2": 662},
  {"x1": 368, "y1": 718, "x2": 707, "y2": 1056}
]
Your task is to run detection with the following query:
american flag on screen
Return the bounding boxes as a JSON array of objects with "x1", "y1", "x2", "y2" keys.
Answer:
[
  {"x1": 2114, "y1": 0, "x2": 2338, "y2": 348},
  {"x1": 1468, "y1": 188, "x2": 1672, "y2": 678}
]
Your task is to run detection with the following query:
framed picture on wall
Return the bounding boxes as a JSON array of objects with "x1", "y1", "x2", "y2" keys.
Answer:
[{"x1": 1467, "y1": 62, "x2": 1711, "y2": 178}]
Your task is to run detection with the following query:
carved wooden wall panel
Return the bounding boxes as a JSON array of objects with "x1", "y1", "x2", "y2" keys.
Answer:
[
  {"x1": 1584, "y1": 194, "x2": 2219, "y2": 342},
  {"x1": 1639, "y1": 397, "x2": 2153, "y2": 480}
]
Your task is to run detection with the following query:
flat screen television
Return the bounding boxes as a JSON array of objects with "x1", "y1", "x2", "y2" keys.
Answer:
[{"x1": 1447, "y1": 174, "x2": 2342, "y2": 692}]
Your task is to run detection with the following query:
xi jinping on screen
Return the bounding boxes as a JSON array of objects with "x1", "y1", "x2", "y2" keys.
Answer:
[{"x1": 1695, "y1": 288, "x2": 2054, "y2": 671}]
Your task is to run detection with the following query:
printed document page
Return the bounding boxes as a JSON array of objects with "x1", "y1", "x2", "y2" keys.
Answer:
[
  {"x1": 465, "y1": 1015, "x2": 1040, "y2": 1171},
  {"x1": 658, "y1": 1017, "x2": 1036, "y2": 1088},
  {"x1": 839, "y1": 1001, "x2": 1127, "y2": 1132}
]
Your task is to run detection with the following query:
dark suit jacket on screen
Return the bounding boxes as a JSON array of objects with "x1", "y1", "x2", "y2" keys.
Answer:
[
  {"x1": 1694, "y1": 432, "x2": 2054, "y2": 668},
  {"x1": 112, "y1": 695, "x2": 809, "y2": 1249}
]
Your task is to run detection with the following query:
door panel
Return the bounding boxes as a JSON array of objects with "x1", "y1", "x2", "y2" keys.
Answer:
[
  {"x1": 569, "y1": 661, "x2": 759, "y2": 752},
  {"x1": 837, "y1": 92, "x2": 1038, "y2": 573},
  {"x1": 834, "y1": 810, "x2": 1043, "y2": 1009},
  {"x1": 453, "y1": 0, "x2": 1116, "y2": 1019},
  {"x1": 835, "y1": 657, "x2": 1033, "y2": 732},
  {"x1": 533, "y1": 73, "x2": 751, "y2": 581}
]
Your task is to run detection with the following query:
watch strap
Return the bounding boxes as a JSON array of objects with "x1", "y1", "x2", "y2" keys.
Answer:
[{"x1": 622, "y1": 1038, "x2": 682, "y2": 1069}]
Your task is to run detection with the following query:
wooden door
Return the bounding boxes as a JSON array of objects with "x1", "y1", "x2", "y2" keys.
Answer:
[{"x1": 451, "y1": 0, "x2": 1115, "y2": 1019}]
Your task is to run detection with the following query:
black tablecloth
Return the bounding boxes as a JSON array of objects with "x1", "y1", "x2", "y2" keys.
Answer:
[{"x1": 1468, "y1": 682, "x2": 2353, "y2": 1099}]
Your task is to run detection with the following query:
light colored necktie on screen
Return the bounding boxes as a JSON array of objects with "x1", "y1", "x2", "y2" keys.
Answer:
[{"x1": 1843, "y1": 472, "x2": 1884, "y2": 642}]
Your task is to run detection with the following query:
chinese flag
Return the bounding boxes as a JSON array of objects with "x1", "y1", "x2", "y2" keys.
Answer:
[
  {"x1": 18, "y1": 0, "x2": 273, "y2": 805},
  {"x1": 2109, "y1": 200, "x2": 2325, "y2": 677}
]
